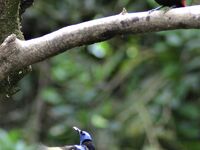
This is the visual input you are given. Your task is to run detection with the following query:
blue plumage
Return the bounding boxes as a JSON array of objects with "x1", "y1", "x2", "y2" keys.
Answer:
[
  {"x1": 73, "y1": 127, "x2": 93, "y2": 145},
  {"x1": 41, "y1": 127, "x2": 95, "y2": 150},
  {"x1": 74, "y1": 145, "x2": 88, "y2": 150}
]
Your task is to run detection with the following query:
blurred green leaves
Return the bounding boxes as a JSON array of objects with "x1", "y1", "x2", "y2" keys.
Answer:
[
  {"x1": 91, "y1": 114, "x2": 108, "y2": 128},
  {"x1": 2, "y1": 0, "x2": 200, "y2": 150},
  {"x1": 88, "y1": 42, "x2": 112, "y2": 58},
  {"x1": 0, "y1": 130, "x2": 34, "y2": 150},
  {"x1": 41, "y1": 87, "x2": 62, "y2": 104}
]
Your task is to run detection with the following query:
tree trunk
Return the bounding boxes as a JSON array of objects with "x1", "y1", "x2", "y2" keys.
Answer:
[{"x1": 0, "y1": 0, "x2": 31, "y2": 99}]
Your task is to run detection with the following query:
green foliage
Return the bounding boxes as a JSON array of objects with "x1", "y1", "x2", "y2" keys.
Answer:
[
  {"x1": 2, "y1": 0, "x2": 200, "y2": 150},
  {"x1": 0, "y1": 130, "x2": 34, "y2": 150}
]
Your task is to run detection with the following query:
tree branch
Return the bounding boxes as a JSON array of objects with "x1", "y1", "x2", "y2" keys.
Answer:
[{"x1": 0, "y1": 5, "x2": 200, "y2": 81}]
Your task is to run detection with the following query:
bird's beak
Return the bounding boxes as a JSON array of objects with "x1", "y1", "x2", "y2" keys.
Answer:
[{"x1": 73, "y1": 126, "x2": 82, "y2": 133}]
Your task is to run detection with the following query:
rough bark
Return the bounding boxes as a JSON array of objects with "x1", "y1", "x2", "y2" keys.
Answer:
[
  {"x1": 0, "y1": 5, "x2": 200, "y2": 98},
  {"x1": 0, "y1": 0, "x2": 33, "y2": 99},
  {"x1": 0, "y1": 0, "x2": 22, "y2": 42}
]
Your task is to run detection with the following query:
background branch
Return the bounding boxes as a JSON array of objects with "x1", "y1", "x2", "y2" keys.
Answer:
[{"x1": 0, "y1": 5, "x2": 200, "y2": 81}]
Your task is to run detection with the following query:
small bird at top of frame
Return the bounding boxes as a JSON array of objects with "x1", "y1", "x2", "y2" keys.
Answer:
[
  {"x1": 153, "y1": 0, "x2": 187, "y2": 11},
  {"x1": 40, "y1": 127, "x2": 95, "y2": 150}
]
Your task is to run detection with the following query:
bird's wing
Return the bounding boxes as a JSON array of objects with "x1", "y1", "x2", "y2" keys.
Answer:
[{"x1": 38, "y1": 145, "x2": 79, "y2": 150}]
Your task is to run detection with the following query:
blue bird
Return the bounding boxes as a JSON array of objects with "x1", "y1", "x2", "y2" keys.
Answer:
[{"x1": 40, "y1": 127, "x2": 95, "y2": 150}]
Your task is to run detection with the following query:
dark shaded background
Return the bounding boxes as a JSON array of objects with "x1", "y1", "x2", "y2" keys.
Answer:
[{"x1": 0, "y1": 0, "x2": 200, "y2": 149}]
